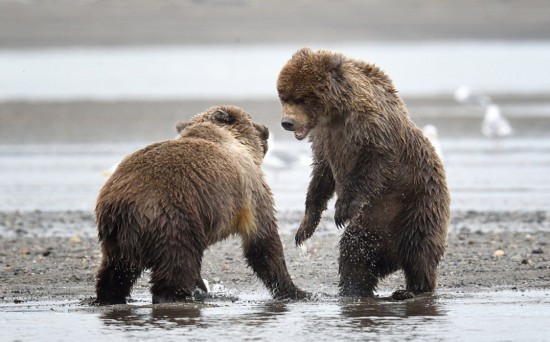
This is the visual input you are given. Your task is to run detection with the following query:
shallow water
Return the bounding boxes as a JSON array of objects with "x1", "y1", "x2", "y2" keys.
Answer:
[
  {"x1": 2, "y1": 42, "x2": 550, "y2": 100},
  {"x1": 1, "y1": 290, "x2": 548, "y2": 341},
  {"x1": 1, "y1": 136, "x2": 549, "y2": 213}
]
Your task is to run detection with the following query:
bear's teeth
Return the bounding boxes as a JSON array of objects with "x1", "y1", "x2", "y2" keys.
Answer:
[{"x1": 294, "y1": 127, "x2": 310, "y2": 140}]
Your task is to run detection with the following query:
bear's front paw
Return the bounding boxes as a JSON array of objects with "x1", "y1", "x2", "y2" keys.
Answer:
[
  {"x1": 334, "y1": 199, "x2": 351, "y2": 228},
  {"x1": 295, "y1": 220, "x2": 315, "y2": 246}
]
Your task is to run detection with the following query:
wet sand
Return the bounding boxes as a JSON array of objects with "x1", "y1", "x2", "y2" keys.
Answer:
[
  {"x1": 2, "y1": 96, "x2": 550, "y2": 145},
  {"x1": 1, "y1": 210, "x2": 548, "y2": 304}
]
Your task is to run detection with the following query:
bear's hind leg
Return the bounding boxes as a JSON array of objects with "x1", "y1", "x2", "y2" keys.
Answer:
[
  {"x1": 339, "y1": 227, "x2": 397, "y2": 297},
  {"x1": 149, "y1": 251, "x2": 205, "y2": 303},
  {"x1": 95, "y1": 258, "x2": 142, "y2": 305},
  {"x1": 392, "y1": 257, "x2": 438, "y2": 300},
  {"x1": 393, "y1": 215, "x2": 446, "y2": 300},
  {"x1": 148, "y1": 217, "x2": 207, "y2": 304}
]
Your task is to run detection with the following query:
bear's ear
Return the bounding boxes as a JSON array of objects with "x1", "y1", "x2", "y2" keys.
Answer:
[
  {"x1": 254, "y1": 123, "x2": 269, "y2": 141},
  {"x1": 175, "y1": 121, "x2": 192, "y2": 133},
  {"x1": 323, "y1": 52, "x2": 345, "y2": 89},
  {"x1": 212, "y1": 109, "x2": 235, "y2": 125}
]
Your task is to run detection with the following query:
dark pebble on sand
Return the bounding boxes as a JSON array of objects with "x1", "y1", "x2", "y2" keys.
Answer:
[
  {"x1": 15, "y1": 228, "x2": 28, "y2": 236},
  {"x1": 532, "y1": 248, "x2": 544, "y2": 254},
  {"x1": 534, "y1": 262, "x2": 550, "y2": 269}
]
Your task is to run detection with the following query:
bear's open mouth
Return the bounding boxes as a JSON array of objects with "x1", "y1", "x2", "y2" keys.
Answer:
[{"x1": 294, "y1": 126, "x2": 311, "y2": 140}]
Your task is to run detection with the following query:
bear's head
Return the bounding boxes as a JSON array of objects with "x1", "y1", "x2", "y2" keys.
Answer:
[
  {"x1": 276, "y1": 48, "x2": 350, "y2": 141},
  {"x1": 176, "y1": 106, "x2": 270, "y2": 162},
  {"x1": 277, "y1": 48, "x2": 397, "y2": 141}
]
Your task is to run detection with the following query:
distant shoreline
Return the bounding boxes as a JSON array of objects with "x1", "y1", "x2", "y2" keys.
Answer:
[{"x1": 1, "y1": 1, "x2": 549, "y2": 48}]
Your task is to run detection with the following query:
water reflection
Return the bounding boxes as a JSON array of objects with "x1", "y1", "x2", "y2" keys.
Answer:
[
  {"x1": 2, "y1": 291, "x2": 547, "y2": 341},
  {"x1": 338, "y1": 295, "x2": 445, "y2": 338},
  {"x1": 340, "y1": 295, "x2": 443, "y2": 322},
  {"x1": 233, "y1": 301, "x2": 289, "y2": 327},
  {"x1": 101, "y1": 304, "x2": 204, "y2": 329},
  {"x1": 99, "y1": 299, "x2": 289, "y2": 331},
  {"x1": 97, "y1": 294, "x2": 446, "y2": 340}
]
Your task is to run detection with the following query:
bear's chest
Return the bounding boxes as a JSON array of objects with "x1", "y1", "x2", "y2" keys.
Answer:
[{"x1": 318, "y1": 130, "x2": 364, "y2": 181}]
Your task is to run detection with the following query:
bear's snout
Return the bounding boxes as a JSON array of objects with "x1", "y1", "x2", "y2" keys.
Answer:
[{"x1": 281, "y1": 118, "x2": 296, "y2": 131}]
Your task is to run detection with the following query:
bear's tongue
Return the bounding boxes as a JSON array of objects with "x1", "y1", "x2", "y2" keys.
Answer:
[{"x1": 294, "y1": 126, "x2": 310, "y2": 141}]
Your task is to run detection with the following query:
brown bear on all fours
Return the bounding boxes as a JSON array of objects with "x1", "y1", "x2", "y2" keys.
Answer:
[
  {"x1": 94, "y1": 106, "x2": 307, "y2": 304},
  {"x1": 277, "y1": 48, "x2": 450, "y2": 300}
]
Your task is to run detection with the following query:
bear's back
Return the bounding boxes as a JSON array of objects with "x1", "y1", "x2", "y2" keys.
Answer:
[{"x1": 97, "y1": 137, "x2": 247, "y2": 224}]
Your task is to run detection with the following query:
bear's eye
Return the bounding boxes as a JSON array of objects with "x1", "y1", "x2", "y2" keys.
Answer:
[{"x1": 294, "y1": 98, "x2": 308, "y2": 106}]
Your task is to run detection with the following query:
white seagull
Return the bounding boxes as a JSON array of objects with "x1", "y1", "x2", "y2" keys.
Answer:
[
  {"x1": 481, "y1": 104, "x2": 513, "y2": 149},
  {"x1": 454, "y1": 86, "x2": 513, "y2": 150}
]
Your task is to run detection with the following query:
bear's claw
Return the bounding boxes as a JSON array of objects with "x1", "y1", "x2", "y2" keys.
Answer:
[{"x1": 295, "y1": 223, "x2": 314, "y2": 246}]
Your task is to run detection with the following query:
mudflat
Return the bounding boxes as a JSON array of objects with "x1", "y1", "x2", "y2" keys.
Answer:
[{"x1": 0, "y1": 210, "x2": 548, "y2": 304}]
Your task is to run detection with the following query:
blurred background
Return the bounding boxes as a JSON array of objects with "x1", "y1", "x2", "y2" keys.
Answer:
[{"x1": 0, "y1": 0, "x2": 549, "y2": 213}]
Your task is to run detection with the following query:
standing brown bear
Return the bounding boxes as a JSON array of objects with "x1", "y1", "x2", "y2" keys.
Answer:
[
  {"x1": 277, "y1": 48, "x2": 450, "y2": 300},
  {"x1": 95, "y1": 105, "x2": 306, "y2": 304}
]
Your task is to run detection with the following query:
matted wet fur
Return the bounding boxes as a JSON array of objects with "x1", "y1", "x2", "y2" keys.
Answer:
[
  {"x1": 277, "y1": 48, "x2": 450, "y2": 300},
  {"x1": 94, "y1": 106, "x2": 306, "y2": 304}
]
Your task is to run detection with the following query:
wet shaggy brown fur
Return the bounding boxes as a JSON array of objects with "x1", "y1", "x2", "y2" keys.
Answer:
[
  {"x1": 277, "y1": 48, "x2": 451, "y2": 300},
  {"x1": 94, "y1": 106, "x2": 306, "y2": 304}
]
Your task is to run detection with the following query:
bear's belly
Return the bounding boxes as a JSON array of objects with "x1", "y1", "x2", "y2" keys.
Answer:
[
  {"x1": 354, "y1": 194, "x2": 405, "y2": 231},
  {"x1": 206, "y1": 203, "x2": 258, "y2": 244}
]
